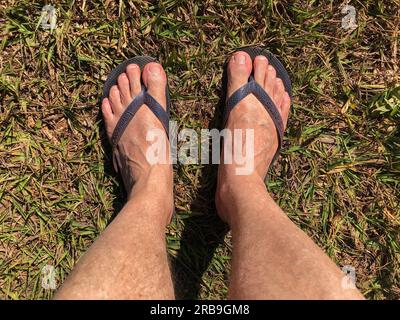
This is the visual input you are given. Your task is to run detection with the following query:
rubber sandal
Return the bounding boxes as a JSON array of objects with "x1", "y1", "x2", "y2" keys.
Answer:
[
  {"x1": 222, "y1": 46, "x2": 293, "y2": 165},
  {"x1": 102, "y1": 56, "x2": 171, "y2": 173}
]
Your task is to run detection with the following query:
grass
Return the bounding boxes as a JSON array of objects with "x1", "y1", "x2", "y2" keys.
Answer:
[{"x1": 0, "y1": 0, "x2": 399, "y2": 300}]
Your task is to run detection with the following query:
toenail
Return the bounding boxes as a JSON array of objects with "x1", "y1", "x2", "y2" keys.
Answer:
[
  {"x1": 149, "y1": 64, "x2": 160, "y2": 76},
  {"x1": 257, "y1": 55, "x2": 267, "y2": 61},
  {"x1": 268, "y1": 65, "x2": 274, "y2": 70},
  {"x1": 234, "y1": 53, "x2": 246, "y2": 64}
]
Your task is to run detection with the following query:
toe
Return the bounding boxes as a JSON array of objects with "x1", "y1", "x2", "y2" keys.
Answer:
[
  {"x1": 109, "y1": 85, "x2": 123, "y2": 114},
  {"x1": 273, "y1": 79, "x2": 285, "y2": 106},
  {"x1": 226, "y1": 51, "x2": 252, "y2": 98},
  {"x1": 253, "y1": 55, "x2": 268, "y2": 86},
  {"x1": 264, "y1": 65, "x2": 277, "y2": 97},
  {"x1": 102, "y1": 98, "x2": 114, "y2": 138},
  {"x1": 142, "y1": 62, "x2": 167, "y2": 110},
  {"x1": 101, "y1": 98, "x2": 113, "y2": 119},
  {"x1": 117, "y1": 73, "x2": 132, "y2": 106},
  {"x1": 126, "y1": 64, "x2": 142, "y2": 96}
]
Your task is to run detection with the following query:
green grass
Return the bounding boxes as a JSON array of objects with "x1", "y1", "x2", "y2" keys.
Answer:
[{"x1": 0, "y1": 0, "x2": 399, "y2": 299}]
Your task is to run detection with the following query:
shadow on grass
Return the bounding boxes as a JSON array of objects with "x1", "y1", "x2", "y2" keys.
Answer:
[
  {"x1": 170, "y1": 164, "x2": 229, "y2": 299},
  {"x1": 171, "y1": 68, "x2": 230, "y2": 299}
]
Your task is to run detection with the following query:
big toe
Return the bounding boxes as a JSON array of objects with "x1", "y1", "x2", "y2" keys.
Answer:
[
  {"x1": 226, "y1": 51, "x2": 252, "y2": 98},
  {"x1": 142, "y1": 62, "x2": 167, "y2": 110}
]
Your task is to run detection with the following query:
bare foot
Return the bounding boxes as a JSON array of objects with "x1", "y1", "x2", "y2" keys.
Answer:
[
  {"x1": 101, "y1": 62, "x2": 173, "y2": 225},
  {"x1": 216, "y1": 51, "x2": 291, "y2": 224}
]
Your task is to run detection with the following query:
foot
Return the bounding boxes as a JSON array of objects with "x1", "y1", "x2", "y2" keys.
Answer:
[
  {"x1": 102, "y1": 62, "x2": 173, "y2": 224},
  {"x1": 216, "y1": 51, "x2": 291, "y2": 223}
]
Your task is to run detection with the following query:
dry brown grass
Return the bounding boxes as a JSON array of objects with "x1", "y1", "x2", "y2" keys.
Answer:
[{"x1": 0, "y1": 0, "x2": 399, "y2": 299}]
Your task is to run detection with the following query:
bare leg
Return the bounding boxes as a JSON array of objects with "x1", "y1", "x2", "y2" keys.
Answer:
[
  {"x1": 55, "y1": 63, "x2": 174, "y2": 299},
  {"x1": 216, "y1": 51, "x2": 364, "y2": 299}
]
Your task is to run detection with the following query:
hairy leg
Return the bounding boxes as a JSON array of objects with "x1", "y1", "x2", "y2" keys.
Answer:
[
  {"x1": 55, "y1": 62, "x2": 174, "y2": 299},
  {"x1": 216, "y1": 51, "x2": 364, "y2": 299}
]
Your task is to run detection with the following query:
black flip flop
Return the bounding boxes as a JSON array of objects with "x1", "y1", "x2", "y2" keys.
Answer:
[
  {"x1": 102, "y1": 56, "x2": 171, "y2": 173},
  {"x1": 222, "y1": 46, "x2": 293, "y2": 165}
]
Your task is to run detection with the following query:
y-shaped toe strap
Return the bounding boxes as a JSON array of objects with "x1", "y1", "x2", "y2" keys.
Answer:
[
  {"x1": 111, "y1": 85, "x2": 169, "y2": 171},
  {"x1": 224, "y1": 76, "x2": 284, "y2": 161}
]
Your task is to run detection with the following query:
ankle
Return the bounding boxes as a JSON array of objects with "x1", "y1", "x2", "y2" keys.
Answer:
[
  {"x1": 122, "y1": 196, "x2": 173, "y2": 229},
  {"x1": 125, "y1": 192, "x2": 173, "y2": 227},
  {"x1": 216, "y1": 173, "x2": 266, "y2": 224},
  {"x1": 217, "y1": 170, "x2": 264, "y2": 194},
  {"x1": 126, "y1": 165, "x2": 174, "y2": 224}
]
